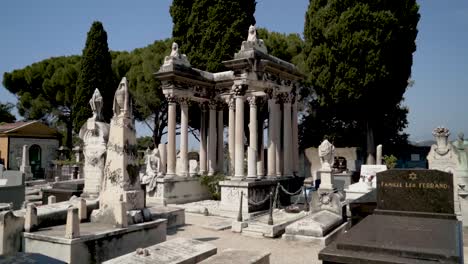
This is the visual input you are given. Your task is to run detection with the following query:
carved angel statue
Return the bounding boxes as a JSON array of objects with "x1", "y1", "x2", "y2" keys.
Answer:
[
  {"x1": 318, "y1": 139, "x2": 335, "y2": 169},
  {"x1": 113, "y1": 77, "x2": 132, "y2": 117},
  {"x1": 89, "y1": 88, "x2": 103, "y2": 121},
  {"x1": 141, "y1": 148, "x2": 163, "y2": 192}
]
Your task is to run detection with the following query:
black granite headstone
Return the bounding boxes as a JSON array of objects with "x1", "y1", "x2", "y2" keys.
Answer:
[
  {"x1": 376, "y1": 169, "x2": 454, "y2": 217},
  {"x1": 319, "y1": 169, "x2": 463, "y2": 264}
]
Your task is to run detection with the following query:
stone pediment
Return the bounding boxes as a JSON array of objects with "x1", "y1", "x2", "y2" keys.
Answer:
[{"x1": 0, "y1": 121, "x2": 59, "y2": 138}]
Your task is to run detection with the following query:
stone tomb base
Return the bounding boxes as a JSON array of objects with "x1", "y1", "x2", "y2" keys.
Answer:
[
  {"x1": 104, "y1": 237, "x2": 217, "y2": 264},
  {"x1": 282, "y1": 210, "x2": 347, "y2": 246},
  {"x1": 242, "y1": 209, "x2": 308, "y2": 238},
  {"x1": 219, "y1": 179, "x2": 278, "y2": 218},
  {"x1": 146, "y1": 205, "x2": 185, "y2": 229},
  {"x1": 23, "y1": 219, "x2": 167, "y2": 264},
  {"x1": 319, "y1": 214, "x2": 463, "y2": 264},
  {"x1": 146, "y1": 177, "x2": 211, "y2": 205}
]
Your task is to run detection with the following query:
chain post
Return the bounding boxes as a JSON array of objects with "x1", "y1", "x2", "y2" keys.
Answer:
[
  {"x1": 268, "y1": 191, "x2": 274, "y2": 225},
  {"x1": 237, "y1": 191, "x2": 243, "y2": 222}
]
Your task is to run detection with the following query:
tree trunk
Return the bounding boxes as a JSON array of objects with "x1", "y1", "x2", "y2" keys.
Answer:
[{"x1": 366, "y1": 121, "x2": 376, "y2": 165}]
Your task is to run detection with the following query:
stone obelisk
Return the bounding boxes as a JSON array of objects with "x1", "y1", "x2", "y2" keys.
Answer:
[{"x1": 94, "y1": 77, "x2": 144, "y2": 224}]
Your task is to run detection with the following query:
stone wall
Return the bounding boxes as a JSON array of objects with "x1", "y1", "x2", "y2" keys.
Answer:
[{"x1": 8, "y1": 138, "x2": 59, "y2": 170}]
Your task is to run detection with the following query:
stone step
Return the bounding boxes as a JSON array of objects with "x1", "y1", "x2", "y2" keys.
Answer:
[
  {"x1": 26, "y1": 189, "x2": 41, "y2": 196},
  {"x1": 26, "y1": 195, "x2": 42, "y2": 202}
]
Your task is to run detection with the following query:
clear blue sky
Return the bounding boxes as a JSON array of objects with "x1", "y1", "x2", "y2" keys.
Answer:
[{"x1": 1, "y1": 0, "x2": 467, "y2": 144}]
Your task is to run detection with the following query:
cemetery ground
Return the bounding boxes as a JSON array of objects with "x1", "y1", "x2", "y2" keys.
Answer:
[{"x1": 165, "y1": 212, "x2": 468, "y2": 264}]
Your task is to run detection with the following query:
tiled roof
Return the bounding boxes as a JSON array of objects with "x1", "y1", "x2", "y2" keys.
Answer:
[{"x1": 0, "y1": 121, "x2": 37, "y2": 133}]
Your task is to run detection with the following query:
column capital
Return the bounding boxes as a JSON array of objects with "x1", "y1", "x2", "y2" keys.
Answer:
[
  {"x1": 166, "y1": 94, "x2": 177, "y2": 104},
  {"x1": 177, "y1": 97, "x2": 190, "y2": 107},
  {"x1": 247, "y1": 96, "x2": 257, "y2": 107},
  {"x1": 233, "y1": 84, "x2": 247, "y2": 96},
  {"x1": 199, "y1": 102, "x2": 208, "y2": 112},
  {"x1": 208, "y1": 100, "x2": 218, "y2": 110},
  {"x1": 228, "y1": 97, "x2": 236, "y2": 110}
]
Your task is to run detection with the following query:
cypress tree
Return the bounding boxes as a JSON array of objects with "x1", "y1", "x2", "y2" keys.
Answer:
[
  {"x1": 301, "y1": 0, "x2": 419, "y2": 156},
  {"x1": 74, "y1": 21, "x2": 114, "y2": 131},
  {"x1": 170, "y1": 0, "x2": 256, "y2": 72}
]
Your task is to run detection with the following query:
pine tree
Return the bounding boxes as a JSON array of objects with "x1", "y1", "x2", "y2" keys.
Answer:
[{"x1": 74, "y1": 21, "x2": 114, "y2": 132}]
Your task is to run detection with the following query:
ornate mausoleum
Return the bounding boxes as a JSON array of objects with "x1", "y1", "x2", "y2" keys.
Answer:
[{"x1": 153, "y1": 26, "x2": 304, "y2": 214}]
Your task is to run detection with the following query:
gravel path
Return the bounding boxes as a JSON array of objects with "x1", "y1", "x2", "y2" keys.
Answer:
[
  {"x1": 167, "y1": 213, "x2": 322, "y2": 264},
  {"x1": 167, "y1": 213, "x2": 468, "y2": 264}
]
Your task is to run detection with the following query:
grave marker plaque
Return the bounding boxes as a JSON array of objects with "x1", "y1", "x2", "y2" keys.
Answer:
[{"x1": 377, "y1": 169, "x2": 454, "y2": 215}]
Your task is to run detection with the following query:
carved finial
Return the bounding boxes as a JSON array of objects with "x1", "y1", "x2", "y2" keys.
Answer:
[
  {"x1": 89, "y1": 88, "x2": 103, "y2": 121},
  {"x1": 113, "y1": 77, "x2": 132, "y2": 117},
  {"x1": 170, "y1": 42, "x2": 179, "y2": 57},
  {"x1": 163, "y1": 42, "x2": 191, "y2": 67},
  {"x1": 247, "y1": 25, "x2": 257, "y2": 42}
]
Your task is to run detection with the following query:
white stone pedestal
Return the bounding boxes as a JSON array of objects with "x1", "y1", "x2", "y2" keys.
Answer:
[
  {"x1": 219, "y1": 180, "x2": 277, "y2": 218},
  {"x1": 146, "y1": 177, "x2": 211, "y2": 205}
]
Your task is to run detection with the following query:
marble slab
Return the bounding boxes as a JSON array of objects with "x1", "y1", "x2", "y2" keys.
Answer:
[{"x1": 104, "y1": 238, "x2": 217, "y2": 264}]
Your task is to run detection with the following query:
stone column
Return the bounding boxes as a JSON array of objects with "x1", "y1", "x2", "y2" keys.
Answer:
[
  {"x1": 376, "y1": 144, "x2": 383, "y2": 165},
  {"x1": 247, "y1": 96, "x2": 257, "y2": 178},
  {"x1": 179, "y1": 99, "x2": 189, "y2": 177},
  {"x1": 208, "y1": 102, "x2": 218, "y2": 175},
  {"x1": 228, "y1": 98, "x2": 236, "y2": 176},
  {"x1": 158, "y1": 143, "x2": 167, "y2": 174},
  {"x1": 234, "y1": 94, "x2": 245, "y2": 179},
  {"x1": 274, "y1": 96, "x2": 282, "y2": 177},
  {"x1": 166, "y1": 96, "x2": 177, "y2": 177},
  {"x1": 217, "y1": 108, "x2": 224, "y2": 173},
  {"x1": 283, "y1": 96, "x2": 293, "y2": 177},
  {"x1": 292, "y1": 99, "x2": 299, "y2": 174},
  {"x1": 200, "y1": 104, "x2": 208, "y2": 174},
  {"x1": 257, "y1": 133, "x2": 265, "y2": 178},
  {"x1": 267, "y1": 98, "x2": 277, "y2": 178}
]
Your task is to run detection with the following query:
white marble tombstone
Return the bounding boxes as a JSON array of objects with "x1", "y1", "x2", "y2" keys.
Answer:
[{"x1": 79, "y1": 88, "x2": 110, "y2": 198}]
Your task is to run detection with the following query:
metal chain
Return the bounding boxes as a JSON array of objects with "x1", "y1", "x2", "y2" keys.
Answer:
[
  {"x1": 248, "y1": 193, "x2": 271, "y2": 206},
  {"x1": 278, "y1": 184, "x2": 303, "y2": 196}
]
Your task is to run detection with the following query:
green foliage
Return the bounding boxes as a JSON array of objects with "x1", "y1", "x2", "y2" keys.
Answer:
[
  {"x1": 0, "y1": 102, "x2": 16, "y2": 123},
  {"x1": 170, "y1": 0, "x2": 256, "y2": 72},
  {"x1": 301, "y1": 0, "x2": 419, "y2": 150},
  {"x1": 113, "y1": 39, "x2": 172, "y2": 145},
  {"x1": 137, "y1": 136, "x2": 154, "y2": 151},
  {"x1": 199, "y1": 173, "x2": 226, "y2": 200},
  {"x1": 383, "y1": 154, "x2": 398, "y2": 169},
  {"x1": 74, "y1": 21, "x2": 115, "y2": 131},
  {"x1": 3, "y1": 55, "x2": 80, "y2": 148}
]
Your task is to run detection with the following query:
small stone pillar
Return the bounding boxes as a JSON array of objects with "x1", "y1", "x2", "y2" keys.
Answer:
[
  {"x1": 48, "y1": 195, "x2": 56, "y2": 204},
  {"x1": 76, "y1": 198, "x2": 87, "y2": 221},
  {"x1": 65, "y1": 206, "x2": 80, "y2": 239},
  {"x1": 376, "y1": 144, "x2": 383, "y2": 165},
  {"x1": 115, "y1": 201, "x2": 128, "y2": 228},
  {"x1": 20, "y1": 145, "x2": 32, "y2": 180},
  {"x1": 24, "y1": 203, "x2": 37, "y2": 232}
]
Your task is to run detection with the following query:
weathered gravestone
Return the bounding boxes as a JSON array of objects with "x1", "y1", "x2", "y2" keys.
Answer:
[{"x1": 319, "y1": 169, "x2": 464, "y2": 264}]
